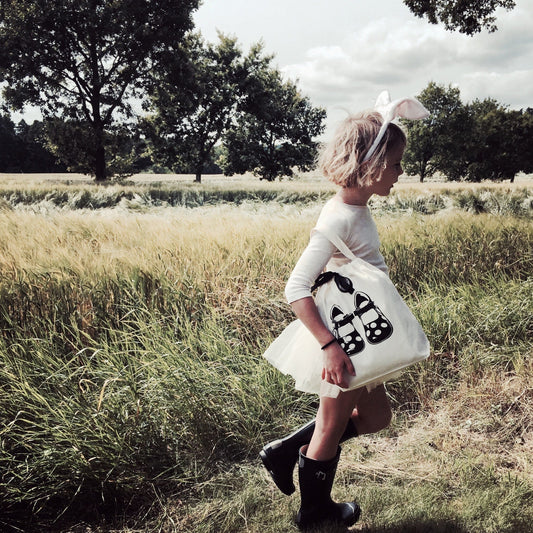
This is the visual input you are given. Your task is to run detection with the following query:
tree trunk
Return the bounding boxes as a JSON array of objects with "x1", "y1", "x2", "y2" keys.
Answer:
[
  {"x1": 419, "y1": 161, "x2": 427, "y2": 183},
  {"x1": 195, "y1": 170, "x2": 202, "y2": 183},
  {"x1": 88, "y1": 22, "x2": 106, "y2": 183},
  {"x1": 94, "y1": 139, "x2": 107, "y2": 182}
]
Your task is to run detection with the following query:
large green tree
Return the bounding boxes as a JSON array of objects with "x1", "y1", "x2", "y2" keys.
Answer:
[
  {"x1": 404, "y1": 0, "x2": 516, "y2": 35},
  {"x1": 465, "y1": 99, "x2": 530, "y2": 182},
  {"x1": 0, "y1": 0, "x2": 199, "y2": 181},
  {"x1": 43, "y1": 118, "x2": 149, "y2": 178},
  {"x1": 144, "y1": 33, "x2": 248, "y2": 183},
  {"x1": 404, "y1": 82, "x2": 532, "y2": 182},
  {"x1": 403, "y1": 82, "x2": 471, "y2": 182},
  {"x1": 221, "y1": 52, "x2": 326, "y2": 181}
]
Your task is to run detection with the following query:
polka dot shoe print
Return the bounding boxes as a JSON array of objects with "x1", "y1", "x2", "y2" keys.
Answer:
[
  {"x1": 354, "y1": 291, "x2": 393, "y2": 344},
  {"x1": 330, "y1": 305, "x2": 365, "y2": 356},
  {"x1": 264, "y1": 229, "x2": 430, "y2": 393}
]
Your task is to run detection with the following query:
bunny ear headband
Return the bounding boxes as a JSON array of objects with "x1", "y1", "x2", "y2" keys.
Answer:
[{"x1": 362, "y1": 90, "x2": 430, "y2": 163}]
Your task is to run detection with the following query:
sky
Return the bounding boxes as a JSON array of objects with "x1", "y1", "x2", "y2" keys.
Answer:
[
  {"x1": 194, "y1": 0, "x2": 533, "y2": 136},
  {"x1": 9, "y1": 0, "x2": 533, "y2": 138}
]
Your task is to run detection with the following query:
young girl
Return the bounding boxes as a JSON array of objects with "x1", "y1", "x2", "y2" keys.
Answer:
[{"x1": 260, "y1": 92, "x2": 429, "y2": 529}]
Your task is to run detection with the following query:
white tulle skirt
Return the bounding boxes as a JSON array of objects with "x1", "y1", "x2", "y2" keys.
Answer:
[{"x1": 264, "y1": 319, "x2": 383, "y2": 398}]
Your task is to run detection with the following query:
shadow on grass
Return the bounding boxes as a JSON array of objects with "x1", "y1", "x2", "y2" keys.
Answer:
[
  {"x1": 357, "y1": 522, "x2": 470, "y2": 533},
  {"x1": 303, "y1": 520, "x2": 472, "y2": 533},
  {"x1": 357, "y1": 520, "x2": 532, "y2": 533}
]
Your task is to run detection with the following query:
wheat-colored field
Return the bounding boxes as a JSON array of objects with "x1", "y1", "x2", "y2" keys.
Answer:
[{"x1": 0, "y1": 174, "x2": 531, "y2": 532}]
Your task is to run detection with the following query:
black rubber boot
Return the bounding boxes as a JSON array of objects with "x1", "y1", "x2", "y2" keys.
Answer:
[
  {"x1": 295, "y1": 446, "x2": 360, "y2": 530},
  {"x1": 260, "y1": 418, "x2": 358, "y2": 495}
]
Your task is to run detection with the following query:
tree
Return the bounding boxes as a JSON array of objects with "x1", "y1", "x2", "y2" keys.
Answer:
[
  {"x1": 520, "y1": 108, "x2": 533, "y2": 176},
  {"x1": 221, "y1": 49, "x2": 326, "y2": 181},
  {"x1": 0, "y1": 0, "x2": 199, "y2": 181},
  {"x1": 404, "y1": 83, "x2": 532, "y2": 182},
  {"x1": 16, "y1": 120, "x2": 67, "y2": 172},
  {"x1": 403, "y1": 0, "x2": 516, "y2": 35},
  {"x1": 0, "y1": 116, "x2": 65, "y2": 172},
  {"x1": 403, "y1": 82, "x2": 471, "y2": 182},
  {"x1": 0, "y1": 114, "x2": 23, "y2": 171},
  {"x1": 144, "y1": 33, "x2": 247, "y2": 183},
  {"x1": 465, "y1": 99, "x2": 529, "y2": 182},
  {"x1": 43, "y1": 118, "x2": 147, "y2": 178}
]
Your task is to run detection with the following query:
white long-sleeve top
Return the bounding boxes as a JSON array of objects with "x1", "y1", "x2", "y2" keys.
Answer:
[{"x1": 285, "y1": 196, "x2": 388, "y2": 304}]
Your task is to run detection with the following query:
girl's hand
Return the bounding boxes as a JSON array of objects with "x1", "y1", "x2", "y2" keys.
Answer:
[
  {"x1": 288, "y1": 297, "x2": 356, "y2": 388},
  {"x1": 321, "y1": 341, "x2": 356, "y2": 388}
]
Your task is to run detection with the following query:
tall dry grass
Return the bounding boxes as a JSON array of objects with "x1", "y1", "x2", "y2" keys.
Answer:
[{"x1": 0, "y1": 180, "x2": 531, "y2": 532}]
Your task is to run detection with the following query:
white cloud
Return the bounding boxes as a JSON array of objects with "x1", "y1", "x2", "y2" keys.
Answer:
[
  {"x1": 283, "y1": 20, "x2": 451, "y2": 113},
  {"x1": 9, "y1": 0, "x2": 533, "y2": 129},
  {"x1": 460, "y1": 70, "x2": 533, "y2": 109},
  {"x1": 281, "y1": 1, "x2": 533, "y2": 134}
]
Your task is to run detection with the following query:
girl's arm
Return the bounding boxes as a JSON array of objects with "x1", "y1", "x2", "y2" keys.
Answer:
[
  {"x1": 291, "y1": 296, "x2": 356, "y2": 388},
  {"x1": 286, "y1": 221, "x2": 355, "y2": 387}
]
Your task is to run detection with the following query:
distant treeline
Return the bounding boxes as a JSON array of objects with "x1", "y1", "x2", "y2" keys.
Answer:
[
  {"x1": 1, "y1": 2, "x2": 520, "y2": 184},
  {"x1": 0, "y1": 0, "x2": 325, "y2": 183},
  {"x1": 0, "y1": 2, "x2": 529, "y2": 184},
  {"x1": 0, "y1": 115, "x2": 223, "y2": 175},
  {"x1": 0, "y1": 116, "x2": 66, "y2": 173},
  {"x1": 2, "y1": 81, "x2": 532, "y2": 184},
  {"x1": 403, "y1": 83, "x2": 533, "y2": 183}
]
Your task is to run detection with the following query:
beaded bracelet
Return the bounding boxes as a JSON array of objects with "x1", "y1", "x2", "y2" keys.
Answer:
[{"x1": 321, "y1": 338, "x2": 338, "y2": 350}]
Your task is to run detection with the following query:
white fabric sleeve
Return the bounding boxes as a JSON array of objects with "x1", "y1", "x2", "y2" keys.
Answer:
[{"x1": 284, "y1": 231, "x2": 337, "y2": 304}]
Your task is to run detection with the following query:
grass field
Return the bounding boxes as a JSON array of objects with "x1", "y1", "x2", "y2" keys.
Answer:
[{"x1": 0, "y1": 173, "x2": 531, "y2": 532}]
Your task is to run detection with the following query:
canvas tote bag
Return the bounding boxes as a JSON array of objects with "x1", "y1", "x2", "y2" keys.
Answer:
[{"x1": 312, "y1": 228, "x2": 430, "y2": 390}]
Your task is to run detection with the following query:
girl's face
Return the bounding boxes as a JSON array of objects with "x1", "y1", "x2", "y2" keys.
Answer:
[{"x1": 372, "y1": 143, "x2": 405, "y2": 196}]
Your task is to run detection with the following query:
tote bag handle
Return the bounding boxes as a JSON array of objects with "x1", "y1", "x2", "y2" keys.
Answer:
[{"x1": 315, "y1": 227, "x2": 358, "y2": 263}]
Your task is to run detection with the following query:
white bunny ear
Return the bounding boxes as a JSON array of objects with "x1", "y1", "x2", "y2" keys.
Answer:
[
  {"x1": 363, "y1": 91, "x2": 429, "y2": 162},
  {"x1": 393, "y1": 97, "x2": 430, "y2": 121},
  {"x1": 375, "y1": 90, "x2": 392, "y2": 110}
]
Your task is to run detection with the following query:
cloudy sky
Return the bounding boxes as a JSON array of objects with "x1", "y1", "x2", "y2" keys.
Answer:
[
  {"x1": 194, "y1": 0, "x2": 533, "y2": 136},
  {"x1": 9, "y1": 0, "x2": 533, "y2": 136}
]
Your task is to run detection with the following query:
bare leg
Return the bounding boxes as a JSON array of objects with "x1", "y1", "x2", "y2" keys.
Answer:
[
  {"x1": 307, "y1": 384, "x2": 392, "y2": 461},
  {"x1": 260, "y1": 384, "x2": 392, "y2": 495},
  {"x1": 307, "y1": 387, "x2": 364, "y2": 461},
  {"x1": 350, "y1": 384, "x2": 392, "y2": 436}
]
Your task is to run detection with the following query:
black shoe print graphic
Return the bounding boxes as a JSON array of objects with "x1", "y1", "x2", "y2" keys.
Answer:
[
  {"x1": 330, "y1": 305, "x2": 365, "y2": 356},
  {"x1": 354, "y1": 292, "x2": 393, "y2": 344}
]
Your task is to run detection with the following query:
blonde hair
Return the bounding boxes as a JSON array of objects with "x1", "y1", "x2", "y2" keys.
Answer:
[{"x1": 318, "y1": 111, "x2": 406, "y2": 188}]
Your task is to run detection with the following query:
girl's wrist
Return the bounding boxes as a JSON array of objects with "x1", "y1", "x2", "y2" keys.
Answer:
[{"x1": 321, "y1": 337, "x2": 338, "y2": 350}]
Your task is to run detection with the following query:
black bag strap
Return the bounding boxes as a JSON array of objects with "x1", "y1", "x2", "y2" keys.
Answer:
[
  {"x1": 311, "y1": 271, "x2": 336, "y2": 292},
  {"x1": 311, "y1": 271, "x2": 355, "y2": 294}
]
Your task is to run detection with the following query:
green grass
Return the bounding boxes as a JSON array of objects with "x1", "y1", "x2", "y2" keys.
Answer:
[
  {"x1": 0, "y1": 179, "x2": 531, "y2": 532},
  {"x1": 1, "y1": 177, "x2": 532, "y2": 215}
]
